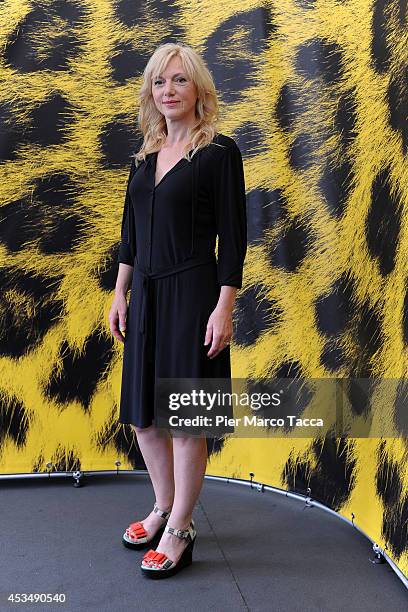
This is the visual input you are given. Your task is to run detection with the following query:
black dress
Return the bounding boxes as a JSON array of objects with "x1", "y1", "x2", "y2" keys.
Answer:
[{"x1": 117, "y1": 133, "x2": 247, "y2": 433}]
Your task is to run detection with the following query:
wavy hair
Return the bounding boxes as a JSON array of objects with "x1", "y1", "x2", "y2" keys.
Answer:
[{"x1": 133, "y1": 42, "x2": 220, "y2": 165}]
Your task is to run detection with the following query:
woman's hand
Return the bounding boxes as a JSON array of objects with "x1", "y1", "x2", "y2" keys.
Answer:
[
  {"x1": 204, "y1": 305, "x2": 233, "y2": 359},
  {"x1": 109, "y1": 292, "x2": 128, "y2": 344}
]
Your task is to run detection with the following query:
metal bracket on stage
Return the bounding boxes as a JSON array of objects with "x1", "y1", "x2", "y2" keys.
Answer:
[
  {"x1": 72, "y1": 470, "x2": 83, "y2": 488},
  {"x1": 249, "y1": 472, "x2": 264, "y2": 492},
  {"x1": 370, "y1": 542, "x2": 387, "y2": 565},
  {"x1": 302, "y1": 487, "x2": 313, "y2": 510}
]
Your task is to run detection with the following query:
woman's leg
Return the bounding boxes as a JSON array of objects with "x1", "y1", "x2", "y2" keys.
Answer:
[
  {"x1": 131, "y1": 424, "x2": 175, "y2": 531},
  {"x1": 153, "y1": 435, "x2": 208, "y2": 561}
]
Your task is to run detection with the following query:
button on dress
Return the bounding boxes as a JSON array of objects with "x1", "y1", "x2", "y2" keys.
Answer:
[{"x1": 117, "y1": 133, "x2": 247, "y2": 432}]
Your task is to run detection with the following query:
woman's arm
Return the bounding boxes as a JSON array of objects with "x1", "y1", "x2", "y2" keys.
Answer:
[
  {"x1": 117, "y1": 157, "x2": 137, "y2": 266},
  {"x1": 109, "y1": 158, "x2": 136, "y2": 343},
  {"x1": 205, "y1": 286, "x2": 237, "y2": 359},
  {"x1": 115, "y1": 263, "x2": 133, "y2": 297},
  {"x1": 206, "y1": 141, "x2": 247, "y2": 358},
  {"x1": 217, "y1": 285, "x2": 238, "y2": 311},
  {"x1": 213, "y1": 142, "x2": 247, "y2": 289},
  {"x1": 109, "y1": 263, "x2": 133, "y2": 344}
]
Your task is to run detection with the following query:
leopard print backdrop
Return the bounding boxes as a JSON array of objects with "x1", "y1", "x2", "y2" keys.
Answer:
[{"x1": 0, "y1": 0, "x2": 407, "y2": 577}]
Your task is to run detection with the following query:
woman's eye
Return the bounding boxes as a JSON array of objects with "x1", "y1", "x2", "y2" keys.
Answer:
[{"x1": 153, "y1": 77, "x2": 186, "y2": 85}]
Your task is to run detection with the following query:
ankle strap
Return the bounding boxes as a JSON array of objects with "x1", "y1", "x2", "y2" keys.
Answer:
[
  {"x1": 165, "y1": 519, "x2": 196, "y2": 542},
  {"x1": 153, "y1": 502, "x2": 171, "y2": 519}
]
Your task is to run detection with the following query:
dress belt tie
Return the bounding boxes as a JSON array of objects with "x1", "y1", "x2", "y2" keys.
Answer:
[{"x1": 134, "y1": 256, "x2": 217, "y2": 336}]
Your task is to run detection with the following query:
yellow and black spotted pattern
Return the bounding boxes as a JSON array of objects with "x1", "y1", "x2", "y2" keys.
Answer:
[{"x1": 0, "y1": 0, "x2": 407, "y2": 576}]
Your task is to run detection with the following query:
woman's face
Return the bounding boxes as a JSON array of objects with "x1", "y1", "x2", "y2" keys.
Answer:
[{"x1": 151, "y1": 55, "x2": 198, "y2": 123}]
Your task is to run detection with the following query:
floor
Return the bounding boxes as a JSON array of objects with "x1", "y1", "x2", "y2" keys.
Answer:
[{"x1": 1, "y1": 474, "x2": 407, "y2": 612}]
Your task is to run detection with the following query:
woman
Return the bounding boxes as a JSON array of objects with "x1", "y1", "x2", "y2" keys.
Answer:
[{"x1": 109, "y1": 42, "x2": 247, "y2": 579}]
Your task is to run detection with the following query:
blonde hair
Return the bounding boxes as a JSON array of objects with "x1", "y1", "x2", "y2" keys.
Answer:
[{"x1": 133, "y1": 42, "x2": 220, "y2": 165}]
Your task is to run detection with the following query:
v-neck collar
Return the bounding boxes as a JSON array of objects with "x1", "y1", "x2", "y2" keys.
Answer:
[
  {"x1": 152, "y1": 153, "x2": 185, "y2": 188},
  {"x1": 151, "y1": 146, "x2": 195, "y2": 189}
]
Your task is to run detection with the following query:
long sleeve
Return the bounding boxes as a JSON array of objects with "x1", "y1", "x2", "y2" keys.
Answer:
[
  {"x1": 213, "y1": 142, "x2": 247, "y2": 288},
  {"x1": 117, "y1": 157, "x2": 136, "y2": 266}
]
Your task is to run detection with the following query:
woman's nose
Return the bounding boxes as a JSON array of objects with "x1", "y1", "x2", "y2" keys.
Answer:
[{"x1": 164, "y1": 80, "x2": 175, "y2": 95}]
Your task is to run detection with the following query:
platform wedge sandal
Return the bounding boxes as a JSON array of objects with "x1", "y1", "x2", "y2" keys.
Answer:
[
  {"x1": 122, "y1": 503, "x2": 171, "y2": 550},
  {"x1": 140, "y1": 519, "x2": 197, "y2": 579}
]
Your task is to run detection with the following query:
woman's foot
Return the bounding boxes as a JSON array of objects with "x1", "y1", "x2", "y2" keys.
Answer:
[
  {"x1": 149, "y1": 519, "x2": 192, "y2": 565},
  {"x1": 141, "y1": 521, "x2": 197, "y2": 577},
  {"x1": 131, "y1": 507, "x2": 170, "y2": 537},
  {"x1": 123, "y1": 502, "x2": 172, "y2": 547}
]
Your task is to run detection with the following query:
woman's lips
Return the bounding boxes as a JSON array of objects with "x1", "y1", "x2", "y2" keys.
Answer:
[{"x1": 163, "y1": 101, "x2": 179, "y2": 105}]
